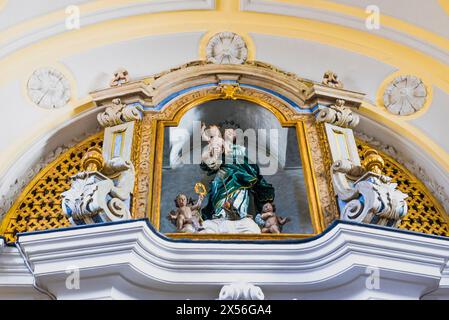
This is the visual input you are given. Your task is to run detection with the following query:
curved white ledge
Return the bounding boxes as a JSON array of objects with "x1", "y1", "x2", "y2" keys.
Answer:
[{"x1": 16, "y1": 220, "x2": 449, "y2": 300}]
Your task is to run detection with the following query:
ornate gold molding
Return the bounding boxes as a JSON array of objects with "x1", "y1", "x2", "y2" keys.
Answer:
[{"x1": 132, "y1": 85, "x2": 331, "y2": 236}]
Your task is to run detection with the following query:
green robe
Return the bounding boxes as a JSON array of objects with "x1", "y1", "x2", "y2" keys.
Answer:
[{"x1": 201, "y1": 145, "x2": 275, "y2": 220}]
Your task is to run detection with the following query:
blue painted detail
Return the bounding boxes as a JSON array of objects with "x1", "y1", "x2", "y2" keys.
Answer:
[
  {"x1": 338, "y1": 194, "x2": 364, "y2": 216},
  {"x1": 254, "y1": 214, "x2": 265, "y2": 227},
  {"x1": 359, "y1": 195, "x2": 365, "y2": 205},
  {"x1": 239, "y1": 83, "x2": 303, "y2": 111},
  {"x1": 73, "y1": 217, "x2": 85, "y2": 226},
  {"x1": 135, "y1": 83, "x2": 327, "y2": 114},
  {"x1": 371, "y1": 215, "x2": 380, "y2": 225},
  {"x1": 338, "y1": 198, "x2": 347, "y2": 213},
  {"x1": 92, "y1": 214, "x2": 103, "y2": 224},
  {"x1": 64, "y1": 204, "x2": 72, "y2": 217},
  {"x1": 379, "y1": 201, "x2": 385, "y2": 213},
  {"x1": 219, "y1": 80, "x2": 238, "y2": 84},
  {"x1": 113, "y1": 133, "x2": 123, "y2": 158},
  {"x1": 310, "y1": 104, "x2": 321, "y2": 113}
]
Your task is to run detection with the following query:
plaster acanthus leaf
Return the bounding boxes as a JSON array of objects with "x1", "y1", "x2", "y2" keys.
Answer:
[
  {"x1": 110, "y1": 68, "x2": 130, "y2": 87},
  {"x1": 61, "y1": 157, "x2": 134, "y2": 225},
  {"x1": 97, "y1": 98, "x2": 143, "y2": 127},
  {"x1": 218, "y1": 282, "x2": 264, "y2": 300},
  {"x1": 316, "y1": 99, "x2": 360, "y2": 128},
  {"x1": 333, "y1": 159, "x2": 408, "y2": 227},
  {"x1": 322, "y1": 70, "x2": 344, "y2": 89}
]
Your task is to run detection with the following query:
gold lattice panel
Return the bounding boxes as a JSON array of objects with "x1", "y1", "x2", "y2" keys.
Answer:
[
  {"x1": 357, "y1": 141, "x2": 449, "y2": 237},
  {"x1": 0, "y1": 134, "x2": 103, "y2": 242}
]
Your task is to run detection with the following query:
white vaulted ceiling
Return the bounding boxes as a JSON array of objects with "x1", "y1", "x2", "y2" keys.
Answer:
[{"x1": 0, "y1": 0, "x2": 448, "y2": 216}]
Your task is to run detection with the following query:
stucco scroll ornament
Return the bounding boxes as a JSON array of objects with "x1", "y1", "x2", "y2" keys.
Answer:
[
  {"x1": 332, "y1": 150, "x2": 408, "y2": 227},
  {"x1": 110, "y1": 68, "x2": 130, "y2": 87},
  {"x1": 316, "y1": 99, "x2": 360, "y2": 128},
  {"x1": 61, "y1": 147, "x2": 134, "y2": 225},
  {"x1": 322, "y1": 70, "x2": 344, "y2": 89},
  {"x1": 218, "y1": 282, "x2": 265, "y2": 300},
  {"x1": 97, "y1": 98, "x2": 143, "y2": 127}
]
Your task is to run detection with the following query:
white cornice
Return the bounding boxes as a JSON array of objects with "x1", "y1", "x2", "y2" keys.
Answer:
[
  {"x1": 16, "y1": 220, "x2": 449, "y2": 299},
  {"x1": 0, "y1": 241, "x2": 47, "y2": 299}
]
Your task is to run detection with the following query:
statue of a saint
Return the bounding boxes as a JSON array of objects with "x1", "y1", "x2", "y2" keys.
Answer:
[{"x1": 200, "y1": 125, "x2": 275, "y2": 232}]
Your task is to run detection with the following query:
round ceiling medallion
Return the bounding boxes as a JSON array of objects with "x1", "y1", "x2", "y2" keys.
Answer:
[
  {"x1": 206, "y1": 32, "x2": 248, "y2": 65},
  {"x1": 27, "y1": 67, "x2": 71, "y2": 109},
  {"x1": 382, "y1": 75, "x2": 427, "y2": 116}
]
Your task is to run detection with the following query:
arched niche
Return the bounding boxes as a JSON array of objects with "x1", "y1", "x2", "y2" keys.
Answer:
[
  {"x1": 160, "y1": 99, "x2": 314, "y2": 235},
  {"x1": 118, "y1": 69, "x2": 351, "y2": 239}
]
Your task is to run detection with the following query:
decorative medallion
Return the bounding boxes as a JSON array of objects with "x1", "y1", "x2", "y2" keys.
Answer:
[
  {"x1": 27, "y1": 68, "x2": 71, "y2": 109},
  {"x1": 206, "y1": 32, "x2": 248, "y2": 64},
  {"x1": 382, "y1": 75, "x2": 427, "y2": 116}
]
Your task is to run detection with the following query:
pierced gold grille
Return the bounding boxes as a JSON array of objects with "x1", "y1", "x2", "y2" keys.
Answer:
[
  {"x1": 0, "y1": 134, "x2": 103, "y2": 242},
  {"x1": 357, "y1": 140, "x2": 449, "y2": 236}
]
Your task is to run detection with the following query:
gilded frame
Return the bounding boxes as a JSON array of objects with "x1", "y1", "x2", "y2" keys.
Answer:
[{"x1": 132, "y1": 84, "x2": 335, "y2": 240}]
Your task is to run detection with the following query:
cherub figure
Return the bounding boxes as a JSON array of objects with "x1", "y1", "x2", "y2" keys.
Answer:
[
  {"x1": 168, "y1": 193, "x2": 204, "y2": 233},
  {"x1": 201, "y1": 124, "x2": 228, "y2": 171},
  {"x1": 223, "y1": 128, "x2": 237, "y2": 153},
  {"x1": 260, "y1": 202, "x2": 290, "y2": 234}
]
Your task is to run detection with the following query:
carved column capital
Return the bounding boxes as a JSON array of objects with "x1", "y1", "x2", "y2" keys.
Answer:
[
  {"x1": 97, "y1": 98, "x2": 143, "y2": 127},
  {"x1": 316, "y1": 99, "x2": 360, "y2": 128}
]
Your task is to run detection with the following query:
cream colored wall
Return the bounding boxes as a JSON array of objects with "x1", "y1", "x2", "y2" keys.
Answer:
[{"x1": 332, "y1": 0, "x2": 449, "y2": 38}]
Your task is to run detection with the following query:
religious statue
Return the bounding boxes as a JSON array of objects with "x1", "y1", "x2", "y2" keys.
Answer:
[
  {"x1": 199, "y1": 124, "x2": 275, "y2": 233},
  {"x1": 256, "y1": 203, "x2": 290, "y2": 234},
  {"x1": 168, "y1": 193, "x2": 204, "y2": 233},
  {"x1": 201, "y1": 123, "x2": 231, "y2": 170}
]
